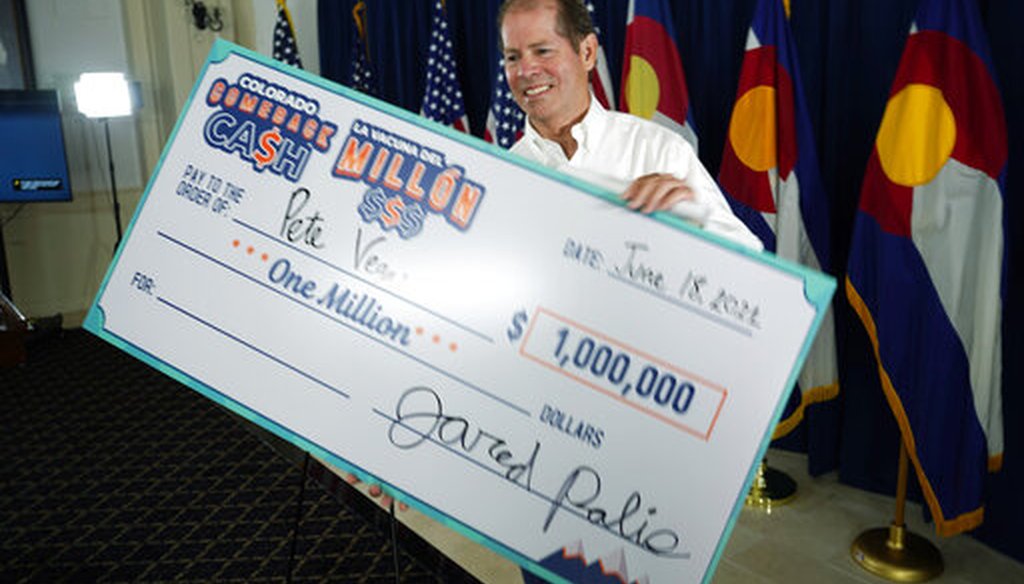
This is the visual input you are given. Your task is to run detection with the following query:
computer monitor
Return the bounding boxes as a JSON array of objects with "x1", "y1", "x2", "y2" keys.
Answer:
[{"x1": 0, "y1": 89, "x2": 73, "y2": 203}]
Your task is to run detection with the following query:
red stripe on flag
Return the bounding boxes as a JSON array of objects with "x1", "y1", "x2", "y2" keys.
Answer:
[
  {"x1": 719, "y1": 141, "x2": 775, "y2": 213},
  {"x1": 621, "y1": 15, "x2": 689, "y2": 124},
  {"x1": 859, "y1": 150, "x2": 915, "y2": 237},
  {"x1": 889, "y1": 31, "x2": 1007, "y2": 178}
]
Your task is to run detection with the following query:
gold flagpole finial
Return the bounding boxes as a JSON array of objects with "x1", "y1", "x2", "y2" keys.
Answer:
[
  {"x1": 353, "y1": 1, "x2": 368, "y2": 40},
  {"x1": 352, "y1": 0, "x2": 371, "y2": 60},
  {"x1": 277, "y1": 0, "x2": 298, "y2": 38}
]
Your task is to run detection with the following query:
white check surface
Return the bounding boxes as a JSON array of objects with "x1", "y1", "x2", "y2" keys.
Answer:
[{"x1": 87, "y1": 42, "x2": 832, "y2": 584}]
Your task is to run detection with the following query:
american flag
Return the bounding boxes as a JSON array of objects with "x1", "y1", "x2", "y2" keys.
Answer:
[
  {"x1": 272, "y1": 0, "x2": 303, "y2": 68},
  {"x1": 586, "y1": 1, "x2": 615, "y2": 109},
  {"x1": 349, "y1": 0, "x2": 379, "y2": 96},
  {"x1": 484, "y1": 58, "x2": 525, "y2": 149},
  {"x1": 420, "y1": 0, "x2": 469, "y2": 132}
]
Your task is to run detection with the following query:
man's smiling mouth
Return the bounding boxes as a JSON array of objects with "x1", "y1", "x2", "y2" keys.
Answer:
[{"x1": 524, "y1": 84, "x2": 553, "y2": 97}]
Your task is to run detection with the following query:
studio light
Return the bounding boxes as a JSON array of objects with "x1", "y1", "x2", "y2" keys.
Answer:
[
  {"x1": 74, "y1": 72, "x2": 132, "y2": 119},
  {"x1": 73, "y1": 72, "x2": 134, "y2": 251}
]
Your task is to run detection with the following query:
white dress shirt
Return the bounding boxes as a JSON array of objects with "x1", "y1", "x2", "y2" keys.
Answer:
[{"x1": 510, "y1": 96, "x2": 764, "y2": 251}]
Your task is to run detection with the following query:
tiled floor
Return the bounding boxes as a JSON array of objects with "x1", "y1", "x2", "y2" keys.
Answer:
[
  {"x1": 342, "y1": 449, "x2": 1024, "y2": 583},
  {"x1": 708, "y1": 450, "x2": 1022, "y2": 584}
]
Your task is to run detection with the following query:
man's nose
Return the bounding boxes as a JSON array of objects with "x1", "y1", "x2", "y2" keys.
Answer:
[{"x1": 511, "y1": 56, "x2": 538, "y2": 79}]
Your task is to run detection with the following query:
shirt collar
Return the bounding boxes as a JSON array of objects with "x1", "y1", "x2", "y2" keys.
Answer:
[{"x1": 522, "y1": 93, "x2": 608, "y2": 164}]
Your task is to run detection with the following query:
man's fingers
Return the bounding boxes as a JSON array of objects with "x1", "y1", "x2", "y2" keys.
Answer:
[
  {"x1": 372, "y1": 489, "x2": 409, "y2": 512},
  {"x1": 342, "y1": 472, "x2": 407, "y2": 512},
  {"x1": 641, "y1": 181, "x2": 678, "y2": 213},
  {"x1": 623, "y1": 176, "x2": 660, "y2": 210},
  {"x1": 622, "y1": 174, "x2": 694, "y2": 214},
  {"x1": 645, "y1": 184, "x2": 693, "y2": 214},
  {"x1": 622, "y1": 183, "x2": 643, "y2": 209}
]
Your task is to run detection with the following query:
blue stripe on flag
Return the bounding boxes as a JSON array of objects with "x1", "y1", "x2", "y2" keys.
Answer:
[{"x1": 847, "y1": 212, "x2": 989, "y2": 532}]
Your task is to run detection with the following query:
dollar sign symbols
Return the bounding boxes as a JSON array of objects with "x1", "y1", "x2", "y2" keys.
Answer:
[
  {"x1": 254, "y1": 127, "x2": 282, "y2": 170},
  {"x1": 506, "y1": 310, "x2": 528, "y2": 342}
]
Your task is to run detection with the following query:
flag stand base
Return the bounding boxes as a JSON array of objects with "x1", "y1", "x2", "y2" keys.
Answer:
[
  {"x1": 851, "y1": 443, "x2": 943, "y2": 582},
  {"x1": 851, "y1": 525, "x2": 943, "y2": 582},
  {"x1": 744, "y1": 459, "x2": 796, "y2": 512}
]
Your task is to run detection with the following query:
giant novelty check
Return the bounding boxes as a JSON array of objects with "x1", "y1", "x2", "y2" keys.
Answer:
[{"x1": 86, "y1": 40, "x2": 834, "y2": 583}]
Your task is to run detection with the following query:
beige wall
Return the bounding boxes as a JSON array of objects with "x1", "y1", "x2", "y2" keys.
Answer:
[{"x1": 0, "y1": 0, "x2": 297, "y2": 326}]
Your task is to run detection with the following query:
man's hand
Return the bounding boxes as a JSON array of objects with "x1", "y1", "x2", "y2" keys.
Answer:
[
  {"x1": 622, "y1": 173, "x2": 695, "y2": 214},
  {"x1": 344, "y1": 472, "x2": 409, "y2": 511}
]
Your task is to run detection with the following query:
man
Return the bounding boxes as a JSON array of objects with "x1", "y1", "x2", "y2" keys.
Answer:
[
  {"x1": 353, "y1": 0, "x2": 761, "y2": 513},
  {"x1": 500, "y1": 0, "x2": 763, "y2": 250}
]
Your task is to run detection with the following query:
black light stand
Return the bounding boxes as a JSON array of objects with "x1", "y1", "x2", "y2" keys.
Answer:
[
  {"x1": 0, "y1": 223, "x2": 11, "y2": 299},
  {"x1": 103, "y1": 118, "x2": 124, "y2": 250},
  {"x1": 73, "y1": 72, "x2": 133, "y2": 254}
]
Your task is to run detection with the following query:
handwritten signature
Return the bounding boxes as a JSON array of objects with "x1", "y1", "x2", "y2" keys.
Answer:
[
  {"x1": 545, "y1": 465, "x2": 690, "y2": 559},
  {"x1": 388, "y1": 386, "x2": 539, "y2": 489},
  {"x1": 281, "y1": 187, "x2": 327, "y2": 249},
  {"x1": 385, "y1": 386, "x2": 689, "y2": 559},
  {"x1": 354, "y1": 227, "x2": 399, "y2": 281}
]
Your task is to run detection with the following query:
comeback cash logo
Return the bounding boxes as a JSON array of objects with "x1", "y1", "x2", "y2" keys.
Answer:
[
  {"x1": 203, "y1": 73, "x2": 338, "y2": 182},
  {"x1": 331, "y1": 120, "x2": 485, "y2": 239}
]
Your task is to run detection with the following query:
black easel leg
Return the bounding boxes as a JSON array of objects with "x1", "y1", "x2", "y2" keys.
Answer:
[
  {"x1": 287, "y1": 451, "x2": 311, "y2": 584},
  {"x1": 389, "y1": 499, "x2": 401, "y2": 583}
]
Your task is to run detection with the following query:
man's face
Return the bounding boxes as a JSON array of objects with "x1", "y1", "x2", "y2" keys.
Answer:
[{"x1": 501, "y1": 1, "x2": 596, "y2": 134}]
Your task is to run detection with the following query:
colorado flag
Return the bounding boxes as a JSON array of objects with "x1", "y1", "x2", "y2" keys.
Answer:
[
  {"x1": 846, "y1": 0, "x2": 1006, "y2": 535},
  {"x1": 718, "y1": 0, "x2": 837, "y2": 441},
  {"x1": 620, "y1": 0, "x2": 697, "y2": 151}
]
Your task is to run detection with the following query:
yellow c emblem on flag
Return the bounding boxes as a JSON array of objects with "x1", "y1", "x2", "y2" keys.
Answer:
[
  {"x1": 876, "y1": 83, "x2": 956, "y2": 187},
  {"x1": 729, "y1": 85, "x2": 777, "y2": 172},
  {"x1": 624, "y1": 56, "x2": 660, "y2": 119}
]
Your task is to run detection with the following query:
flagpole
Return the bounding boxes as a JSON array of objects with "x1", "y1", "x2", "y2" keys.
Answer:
[
  {"x1": 744, "y1": 457, "x2": 797, "y2": 512},
  {"x1": 850, "y1": 442, "x2": 943, "y2": 582}
]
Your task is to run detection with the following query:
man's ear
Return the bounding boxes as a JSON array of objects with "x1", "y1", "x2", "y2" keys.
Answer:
[{"x1": 580, "y1": 32, "x2": 599, "y2": 71}]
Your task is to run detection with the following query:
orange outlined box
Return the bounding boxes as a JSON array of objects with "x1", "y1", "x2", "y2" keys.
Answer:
[{"x1": 519, "y1": 307, "x2": 728, "y2": 441}]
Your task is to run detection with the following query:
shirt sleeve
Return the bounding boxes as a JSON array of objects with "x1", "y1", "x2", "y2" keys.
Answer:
[{"x1": 661, "y1": 138, "x2": 765, "y2": 252}]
